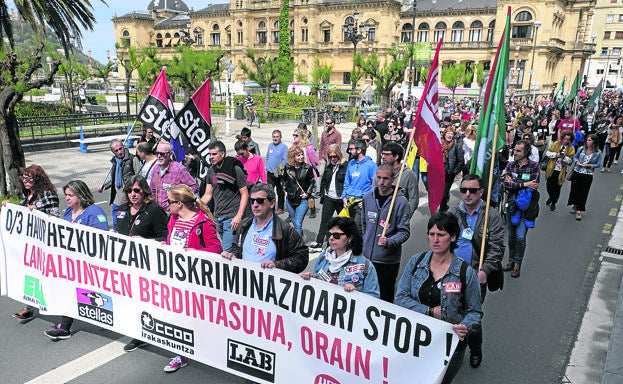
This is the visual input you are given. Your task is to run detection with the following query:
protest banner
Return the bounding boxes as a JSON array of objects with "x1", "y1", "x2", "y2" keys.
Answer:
[{"x1": 0, "y1": 204, "x2": 458, "y2": 383}]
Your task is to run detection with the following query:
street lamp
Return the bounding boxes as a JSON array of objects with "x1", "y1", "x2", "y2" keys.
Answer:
[
  {"x1": 527, "y1": 20, "x2": 541, "y2": 102},
  {"x1": 180, "y1": 22, "x2": 195, "y2": 46},
  {"x1": 343, "y1": 9, "x2": 369, "y2": 95},
  {"x1": 584, "y1": 34, "x2": 597, "y2": 89},
  {"x1": 222, "y1": 59, "x2": 235, "y2": 136}
]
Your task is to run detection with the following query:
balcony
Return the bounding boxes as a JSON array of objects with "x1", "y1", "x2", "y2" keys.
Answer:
[
  {"x1": 548, "y1": 38, "x2": 565, "y2": 54},
  {"x1": 441, "y1": 41, "x2": 494, "y2": 50}
]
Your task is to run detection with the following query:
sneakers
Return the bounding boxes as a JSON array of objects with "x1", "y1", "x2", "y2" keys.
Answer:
[
  {"x1": 307, "y1": 242, "x2": 323, "y2": 251},
  {"x1": 124, "y1": 339, "x2": 146, "y2": 352},
  {"x1": 164, "y1": 355, "x2": 188, "y2": 372},
  {"x1": 12, "y1": 307, "x2": 33, "y2": 320},
  {"x1": 44, "y1": 324, "x2": 71, "y2": 340}
]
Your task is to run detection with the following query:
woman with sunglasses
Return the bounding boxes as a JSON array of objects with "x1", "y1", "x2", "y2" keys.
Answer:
[
  {"x1": 163, "y1": 184, "x2": 222, "y2": 372},
  {"x1": 6, "y1": 165, "x2": 59, "y2": 320},
  {"x1": 43, "y1": 180, "x2": 108, "y2": 340},
  {"x1": 301, "y1": 217, "x2": 379, "y2": 297},
  {"x1": 282, "y1": 145, "x2": 315, "y2": 235}
]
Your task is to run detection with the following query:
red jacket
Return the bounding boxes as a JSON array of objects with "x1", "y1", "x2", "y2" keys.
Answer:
[{"x1": 166, "y1": 210, "x2": 222, "y2": 253}]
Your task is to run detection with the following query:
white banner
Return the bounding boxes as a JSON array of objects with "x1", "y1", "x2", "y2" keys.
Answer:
[{"x1": 0, "y1": 204, "x2": 458, "y2": 384}]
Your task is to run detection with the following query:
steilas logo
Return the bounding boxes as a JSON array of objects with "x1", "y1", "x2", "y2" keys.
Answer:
[{"x1": 76, "y1": 288, "x2": 113, "y2": 326}]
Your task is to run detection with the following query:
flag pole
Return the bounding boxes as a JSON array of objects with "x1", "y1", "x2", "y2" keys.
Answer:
[{"x1": 479, "y1": 118, "x2": 501, "y2": 270}]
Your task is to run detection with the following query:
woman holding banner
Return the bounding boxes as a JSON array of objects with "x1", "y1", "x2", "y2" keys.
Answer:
[
  {"x1": 6, "y1": 165, "x2": 60, "y2": 321},
  {"x1": 395, "y1": 212, "x2": 482, "y2": 384},
  {"x1": 300, "y1": 217, "x2": 380, "y2": 297},
  {"x1": 163, "y1": 184, "x2": 222, "y2": 372},
  {"x1": 44, "y1": 180, "x2": 108, "y2": 340}
]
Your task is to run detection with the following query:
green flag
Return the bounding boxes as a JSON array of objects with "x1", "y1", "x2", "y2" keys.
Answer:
[
  {"x1": 554, "y1": 77, "x2": 565, "y2": 107},
  {"x1": 470, "y1": 6, "x2": 511, "y2": 191},
  {"x1": 585, "y1": 77, "x2": 603, "y2": 111},
  {"x1": 561, "y1": 71, "x2": 580, "y2": 108}
]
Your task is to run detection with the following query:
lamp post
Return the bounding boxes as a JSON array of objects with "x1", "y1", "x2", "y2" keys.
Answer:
[
  {"x1": 407, "y1": 1, "x2": 417, "y2": 99},
  {"x1": 584, "y1": 34, "x2": 597, "y2": 89},
  {"x1": 343, "y1": 9, "x2": 369, "y2": 95},
  {"x1": 180, "y1": 22, "x2": 195, "y2": 46},
  {"x1": 223, "y1": 59, "x2": 235, "y2": 136},
  {"x1": 527, "y1": 20, "x2": 541, "y2": 103}
]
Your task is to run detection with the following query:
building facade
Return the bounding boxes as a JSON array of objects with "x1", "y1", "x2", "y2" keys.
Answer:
[
  {"x1": 113, "y1": 0, "x2": 596, "y2": 96},
  {"x1": 585, "y1": 0, "x2": 623, "y2": 89}
]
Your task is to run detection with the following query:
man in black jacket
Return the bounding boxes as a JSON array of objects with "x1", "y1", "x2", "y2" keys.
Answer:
[
  {"x1": 222, "y1": 183, "x2": 309, "y2": 273},
  {"x1": 98, "y1": 139, "x2": 136, "y2": 230}
]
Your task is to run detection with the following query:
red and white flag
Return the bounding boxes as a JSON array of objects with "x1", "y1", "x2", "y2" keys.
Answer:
[{"x1": 411, "y1": 39, "x2": 444, "y2": 214}]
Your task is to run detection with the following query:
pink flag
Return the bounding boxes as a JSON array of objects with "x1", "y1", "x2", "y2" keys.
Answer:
[{"x1": 413, "y1": 39, "x2": 444, "y2": 214}]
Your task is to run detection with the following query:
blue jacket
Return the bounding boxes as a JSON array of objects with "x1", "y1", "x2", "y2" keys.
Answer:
[
  {"x1": 361, "y1": 188, "x2": 410, "y2": 264},
  {"x1": 395, "y1": 251, "x2": 483, "y2": 332},
  {"x1": 341, "y1": 156, "x2": 377, "y2": 199},
  {"x1": 311, "y1": 250, "x2": 380, "y2": 298}
]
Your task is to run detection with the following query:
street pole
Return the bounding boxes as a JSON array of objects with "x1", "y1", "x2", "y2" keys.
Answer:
[
  {"x1": 527, "y1": 20, "x2": 541, "y2": 103},
  {"x1": 584, "y1": 34, "x2": 596, "y2": 89},
  {"x1": 351, "y1": 40, "x2": 358, "y2": 95},
  {"x1": 407, "y1": 0, "x2": 417, "y2": 99},
  {"x1": 605, "y1": 50, "x2": 612, "y2": 88}
]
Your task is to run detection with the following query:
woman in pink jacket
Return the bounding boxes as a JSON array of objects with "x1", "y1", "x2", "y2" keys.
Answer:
[{"x1": 163, "y1": 184, "x2": 221, "y2": 372}]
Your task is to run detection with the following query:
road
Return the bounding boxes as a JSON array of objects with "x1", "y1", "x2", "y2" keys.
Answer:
[{"x1": 0, "y1": 136, "x2": 620, "y2": 383}]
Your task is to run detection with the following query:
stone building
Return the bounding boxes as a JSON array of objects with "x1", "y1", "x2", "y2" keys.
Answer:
[
  {"x1": 113, "y1": 0, "x2": 597, "y2": 96},
  {"x1": 585, "y1": 0, "x2": 623, "y2": 89}
]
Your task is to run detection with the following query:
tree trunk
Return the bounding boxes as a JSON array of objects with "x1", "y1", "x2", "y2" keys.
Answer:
[
  {"x1": 380, "y1": 91, "x2": 391, "y2": 110},
  {"x1": 263, "y1": 87, "x2": 270, "y2": 120}
]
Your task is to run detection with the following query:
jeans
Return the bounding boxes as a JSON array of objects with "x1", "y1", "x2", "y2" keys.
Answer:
[
  {"x1": 507, "y1": 214, "x2": 528, "y2": 263},
  {"x1": 286, "y1": 199, "x2": 308, "y2": 235},
  {"x1": 215, "y1": 216, "x2": 234, "y2": 252},
  {"x1": 111, "y1": 203, "x2": 119, "y2": 231}
]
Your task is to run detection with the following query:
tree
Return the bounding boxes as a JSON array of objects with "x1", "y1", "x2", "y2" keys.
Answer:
[
  {"x1": 115, "y1": 44, "x2": 144, "y2": 114},
  {"x1": 57, "y1": 56, "x2": 88, "y2": 111},
  {"x1": 136, "y1": 46, "x2": 165, "y2": 93},
  {"x1": 310, "y1": 58, "x2": 332, "y2": 96},
  {"x1": 441, "y1": 63, "x2": 466, "y2": 102},
  {"x1": 166, "y1": 46, "x2": 223, "y2": 100},
  {"x1": 0, "y1": 0, "x2": 101, "y2": 196},
  {"x1": 354, "y1": 47, "x2": 412, "y2": 109},
  {"x1": 91, "y1": 61, "x2": 114, "y2": 92},
  {"x1": 276, "y1": 0, "x2": 294, "y2": 93},
  {"x1": 474, "y1": 62, "x2": 486, "y2": 88},
  {"x1": 239, "y1": 49, "x2": 283, "y2": 119}
]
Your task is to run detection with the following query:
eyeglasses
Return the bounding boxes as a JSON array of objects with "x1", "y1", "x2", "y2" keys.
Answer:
[
  {"x1": 348, "y1": 147, "x2": 357, "y2": 152},
  {"x1": 125, "y1": 188, "x2": 143, "y2": 194},
  {"x1": 381, "y1": 152, "x2": 394, "y2": 157},
  {"x1": 459, "y1": 187, "x2": 481, "y2": 194},
  {"x1": 250, "y1": 197, "x2": 271, "y2": 205},
  {"x1": 167, "y1": 199, "x2": 181, "y2": 205},
  {"x1": 364, "y1": 139, "x2": 370, "y2": 142},
  {"x1": 156, "y1": 151, "x2": 171, "y2": 157},
  {"x1": 292, "y1": 134, "x2": 299, "y2": 137},
  {"x1": 327, "y1": 155, "x2": 339, "y2": 159},
  {"x1": 326, "y1": 122, "x2": 335, "y2": 125},
  {"x1": 328, "y1": 232, "x2": 346, "y2": 240}
]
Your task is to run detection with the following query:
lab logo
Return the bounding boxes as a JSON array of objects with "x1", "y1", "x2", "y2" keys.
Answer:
[
  {"x1": 76, "y1": 288, "x2": 113, "y2": 326},
  {"x1": 227, "y1": 339, "x2": 275, "y2": 382}
]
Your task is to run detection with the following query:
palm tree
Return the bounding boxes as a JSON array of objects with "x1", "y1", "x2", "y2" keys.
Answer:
[{"x1": 0, "y1": 0, "x2": 103, "y2": 195}]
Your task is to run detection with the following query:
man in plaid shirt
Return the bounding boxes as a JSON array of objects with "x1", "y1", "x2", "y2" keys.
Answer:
[
  {"x1": 501, "y1": 139, "x2": 540, "y2": 278},
  {"x1": 149, "y1": 141, "x2": 198, "y2": 213}
]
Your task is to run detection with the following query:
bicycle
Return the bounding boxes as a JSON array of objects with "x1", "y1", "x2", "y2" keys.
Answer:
[{"x1": 247, "y1": 108, "x2": 260, "y2": 128}]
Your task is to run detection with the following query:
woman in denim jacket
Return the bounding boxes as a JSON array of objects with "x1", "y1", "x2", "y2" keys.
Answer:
[
  {"x1": 395, "y1": 212, "x2": 482, "y2": 384},
  {"x1": 301, "y1": 217, "x2": 379, "y2": 298}
]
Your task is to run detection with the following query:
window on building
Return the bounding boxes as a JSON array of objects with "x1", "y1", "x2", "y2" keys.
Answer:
[
  {"x1": 257, "y1": 31, "x2": 267, "y2": 44},
  {"x1": 597, "y1": 68, "x2": 604, "y2": 75},
  {"x1": 451, "y1": 21, "x2": 464, "y2": 42},
  {"x1": 156, "y1": 33, "x2": 163, "y2": 47},
  {"x1": 212, "y1": 33, "x2": 220, "y2": 46},
  {"x1": 273, "y1": 21, "x2": 280, "y2": 43},
  {"x1": 605, "y1": 31, "x2": 612, "y2": 39},
  {"x1": 487, "y1": 20, "x2": 495, "y2": 42},
  {"x1": 469, "y1": 21, "x2": 483, "y2": 42},
  {"x1": 619, "y1": 14, "x2": 623, "y2": 22},
  {"x1": 343, "y1": 16, "x2": 355, "y2": 41},
  {"x1": 194, "y1": 28, "x2": 204, "y2": 46},
  {"x1": 417, "y1": 23, "x2": 429, "y2": 42},
  {"x1": 515, "y1": 11, "x2": 533, "y2": 22},
  {"x1": 301, "y1": 28, "x2": 308, "y2": 42},
  {"x1": 122, "y1": 30, "x2": 131, "y2": 47},
  {"x1": 237, "y1": 31, "x2": 243, "y2": 44},
  {"x1": 607, "y1": 14, "x2": 615, "y2": 23},
  {"x1": 402, "y1": 23, "x2": 413, "y2": 42},
  {"x1": 616, "y1": 31, "x2": 623, "y2": 39},
  {"x1": 434, "y1": 22, "x2": 446, "y2": 42},
  {"x1": 613, "y1": 47, "x2": 622, "y2": 56},
  {"x1": 344, "y1": 72, "x2": 351, "y2": 85},
  {"x1": 368, "y1": 27, "x2": 375, "y2": 42},
  {"x1": 323, "y1": 29, "x2": 331, "y2": 43},
  {"x1": 290, "y1": 20, "x2": 295, "y2": 44},
  {"x1": 512, "y1": 11, "x2": 533, "y2": 38},
  {"x1": 164, "y1": 32, "x2": 171, "y2": 47},
  {"x1": 602, "y1": 47, "x2": 610, "y2": 56}
]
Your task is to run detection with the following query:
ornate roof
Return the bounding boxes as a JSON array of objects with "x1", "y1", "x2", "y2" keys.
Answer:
[{"x1": 147, "y1": 0, "x2": 190, "y2": 12}]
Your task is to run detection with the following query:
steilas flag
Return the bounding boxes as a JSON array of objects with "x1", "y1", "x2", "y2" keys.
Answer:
[
  {"x1": 470, "y1": 6, "x2": 511, "y2": 192},
  {"x1": 138, "y1": 69, "x2": 185, "y2": 162},
  {"x1": 409, "y1": 38, "x2": 444, "y2": 214}
]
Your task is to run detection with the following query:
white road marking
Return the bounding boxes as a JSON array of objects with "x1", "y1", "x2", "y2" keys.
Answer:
[{"x1": 25, "y1": 340, "x2": 126, "y2": 384}]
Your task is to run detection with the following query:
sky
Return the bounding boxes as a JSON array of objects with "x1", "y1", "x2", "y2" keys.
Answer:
[{"x1": 81, "y1": 0, "x2": 225, "y2": 64}]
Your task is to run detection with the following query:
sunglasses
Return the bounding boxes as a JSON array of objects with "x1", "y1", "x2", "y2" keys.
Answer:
[
  {"x1": 459, "y1": 187, "x2": 481, "y2": 194},
  {"x1": 167, "y1": 199, "x2": 180, "y2": 205},
  {"x1": 125, "y1": 187, "x2": 143, "y2": 194},
  {"x1": 156, "y1": 151, "x2": 171, "y2": 157},
  {"x1": 328, "y1": 155, "x2": 339, "y2": 159},
  {"x1": 250, "y1": 197, "x2": 271, "y2": 204},
  {"x1": 293, "y1": 134, "x2": 299, "y2": 137},
  {"x1": 364, "y1": 139, "x2": 370, "y2": 142},
  {"x1": 328, "y1": 232, "x2": 347, "y2": 240}
]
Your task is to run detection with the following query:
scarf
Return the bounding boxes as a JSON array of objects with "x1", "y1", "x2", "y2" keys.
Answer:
[
  {"x1": 115, "y1": 157, "x2": 123, "y2": 188},
  {"x1": 323, "y1": 248, "x2": 352, "y2": 274},
  {"x1": 442, "y1": 140, "x2": 453, "y2": 163}
]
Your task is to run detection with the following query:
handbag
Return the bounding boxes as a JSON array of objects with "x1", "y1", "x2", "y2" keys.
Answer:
[
  {"x1": 566, "y1": 167, "x2": 574, "y2": 181},
  {"x1": 540, "y1": 157, "x2": 548, "y2": 171}
]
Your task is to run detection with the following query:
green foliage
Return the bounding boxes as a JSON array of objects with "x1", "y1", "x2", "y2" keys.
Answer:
[
  {"x1": 233, "y1": 93, "x2": 320, "y2": 109},
  {"x1": 310, "y1": 58, "x2": 332, "y2": 94},
  {"x1": 277, "y1": 0, "x2": 294, "y2": 93},
  {"x1": 354, "y1": 47, "x2": 412, "y2": 109},
  {"x1": 350, "y1": 68, "x2": 364, "y2": 93},
  {"x1": 295, "y1": 68, "x2": 308, "y2": 82},
  {"x1": 15, "y1": 102, "x2": 71, "y2": 117},
  {"x1": 475, "y1": 62, "x2": 486, "y2": 88},
  {"x1": 441, "y1": 63, "x2": 467, "y2": 101},
  {"x1": 163, "y1": 46, "x2": 223, "y2": 98}
]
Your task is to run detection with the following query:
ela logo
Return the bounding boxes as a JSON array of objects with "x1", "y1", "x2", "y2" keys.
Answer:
[
  {"x1": 227, "y1": 339, "x2": 275, "y2": 382},
  {"x1": 76, "y1": 288, "x2": 114, "y2": 326},
  {"x1": 23, "y1": 275, "x2": 46, "y2": 307}
]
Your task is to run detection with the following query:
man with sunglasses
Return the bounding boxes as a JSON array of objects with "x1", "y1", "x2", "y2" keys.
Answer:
[
  {"x1": 362, "y1": 164, "x2": 410, "y2": 303},
  {"x1": 98, "y1": 139, "x2": 137, "y2": 231},
  {"x1": 149, "y1": 141, "x2": 197, "y2": 213},
  {"x1": 319, "y1": 118, "x2": 342, "y2": 163},
  {"x1": 223, "y1": 183, "x2": 309, "y2": 273},
  {"x1": 449, "y1": 174, "x2": 505, "y2": 369}
]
